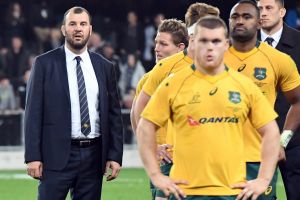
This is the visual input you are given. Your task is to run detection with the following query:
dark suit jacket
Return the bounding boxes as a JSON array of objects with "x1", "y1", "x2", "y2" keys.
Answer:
[
  {"x1": 258, "y1": 23, "x2": 300, "y2": 149},
  {"x1": 24, "y1": 46, "x2": 124, "y2": 171}
]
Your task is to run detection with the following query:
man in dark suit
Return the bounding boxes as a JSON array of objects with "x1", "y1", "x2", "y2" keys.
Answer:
[
  {"x1": 258, "y1": 0, "x2": 300, "y2": 199},
  {"x1": 24, "y1": 6, "x2": 123, "y2": 200}
]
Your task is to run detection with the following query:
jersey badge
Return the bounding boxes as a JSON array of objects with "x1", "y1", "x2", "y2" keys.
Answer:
[
  {"x1": 254, "y1": 67, "x2": 267, "y2": 80},
  {"x1": 229, "y1": 91, "x2": 241, "y2": 104}
]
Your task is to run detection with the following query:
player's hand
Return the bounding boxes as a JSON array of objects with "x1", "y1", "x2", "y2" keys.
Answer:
[
  {"x1": 105, "y1": 161, "x2": 121, "y2": 181},
  {"x1": 157, "y1": 144, "x2": 173, "y2": 164},
  {"x1": 278, "y1": 146, "x2": 286, "y2": 162},
  {"x1": 232, "y1": 178, "x2": 270, "y2": 200},
  {"x1": 151, "y1": 173, "x2": 188, "y2": 200},
  {"x1": 27, "y1": 161, "x2": 43, "y2": 180}
]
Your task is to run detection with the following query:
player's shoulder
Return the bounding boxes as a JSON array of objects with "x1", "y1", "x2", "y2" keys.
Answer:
[
  {"x1": 140, "y1": 72, "x2": 150, "y2": 82},
  {"x1": 258, "y1": 41, "x2": 293, "y2": 63},
  {"x1": 156, "y1": 50, "x2": 186, "y2": 68},
  {"x1": 159, "y1": 65, "x2": 195, "y2": 89},
  {"x1": 228, "y1": 67, "x2": 258, "y2": 90}
]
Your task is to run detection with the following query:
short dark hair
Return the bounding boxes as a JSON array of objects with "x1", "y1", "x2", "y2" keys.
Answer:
[
  {"x1": 238, "y1": 0, "x2": 260, "y2": 18},
  {"x1": 194, "y1": 16, "x2": 228, "y2": 38},
  {"x1": 256, "y1": 0, "x2": 284, "y2": 7},
  {"x1": 62, "y1": 6, "x2": 92, "y2": 25},
  {"x1": 158, "y1": 19, "x2": 189, "y2": 48},
  {"x1": 185, "y1": 3, "x2": 220, "y2": 28}
]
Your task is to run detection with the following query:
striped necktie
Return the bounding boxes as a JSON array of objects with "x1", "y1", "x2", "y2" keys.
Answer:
[{"x1": 75, "y1": 56, "x2": 91, "y2": 136}]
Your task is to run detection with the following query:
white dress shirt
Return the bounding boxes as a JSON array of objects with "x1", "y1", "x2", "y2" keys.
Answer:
[
  {"x1": 260, "y1": 27, "x2": 283, "y2": 48},
  {"x1": 65, "y1": 46, "x2": 100, "y2": 139}
]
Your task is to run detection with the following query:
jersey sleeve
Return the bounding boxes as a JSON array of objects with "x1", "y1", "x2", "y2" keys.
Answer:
[
  {"x1": 278, "y1": 55, "x2": 300, "y2": 92},
  {"x1": 135, "y1": 73, "x2": 149, "y2": 98},
  {"x1": 141, "y1": 77, "x2": 173, "y2": 127},
  {"x1": 142, "y1": 60, "x2": 170, "y2": 96},
  {"x1": 247, "y1": 80, "x2": 278, "y2": 129}
]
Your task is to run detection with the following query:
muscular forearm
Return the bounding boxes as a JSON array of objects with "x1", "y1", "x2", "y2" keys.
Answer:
[
  {"x1": 130, "y1": 99, "x2": 137, "y2": 134},
  {"x1": 283, "y1": 104, "x2": 300, "y2": 131},
  {"x1": 136, "y1": 118, "x2": 161, "y2": 178},
  {"x1": 257, "y1": 121, "x2": 280, "y2": 182},
  {"x1": 134, "y1": 91, "x2": 151, "y2": 125}
]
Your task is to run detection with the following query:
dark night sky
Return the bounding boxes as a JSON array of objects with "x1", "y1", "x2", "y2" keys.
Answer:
[{"x1": 0, "y1": 0, "x2": 296, "y2": 23}]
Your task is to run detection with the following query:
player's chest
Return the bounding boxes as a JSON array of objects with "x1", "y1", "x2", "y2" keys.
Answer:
[
  {"x1": 226, "y1": 57, "x2": 276, "y2": 89},
  {"x1": 172, "y1": 82, "x2": 249, "y2": 122}
]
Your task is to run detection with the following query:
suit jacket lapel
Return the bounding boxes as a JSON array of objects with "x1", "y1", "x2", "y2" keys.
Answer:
[{"x1": 57, "y1": 46, "x2": 71, "y2": 102}]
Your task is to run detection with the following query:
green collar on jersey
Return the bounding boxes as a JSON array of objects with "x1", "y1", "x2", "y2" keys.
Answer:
[
  {"x1": 255, "y1": 40, "x2": 261, "y2": 48},
  {"x1": 183, "y1": 48, "x2": 188, "y2": 56},
  {"x1": 191, "y1": 64, "x2": 229, "y2": 71}
]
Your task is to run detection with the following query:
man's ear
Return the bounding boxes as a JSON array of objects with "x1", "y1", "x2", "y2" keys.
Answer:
[
  {"x1": 178, "y1": 43, "x2": 185, "y2": 51},
  {"x1": 61, "y1": 25, "x2": 66, "y2": 37},
  {"x1": 279, "y1": 7, "x2": 286, "y2": 18}
]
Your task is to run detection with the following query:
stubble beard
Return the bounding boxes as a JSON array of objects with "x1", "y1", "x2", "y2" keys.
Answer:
[
  {"x1": 230, "y1": 29, "x2": 256, "y2": 43},
  {"x1": 65, "y1": 32, "x2": 90, "y2": 51}
]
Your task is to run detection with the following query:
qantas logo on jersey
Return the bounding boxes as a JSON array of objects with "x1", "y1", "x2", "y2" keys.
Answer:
[
  {"x1": 187, "y1": 115, "x2": 239, "y2": 126},
  {"x1": 254, "y1": 67, "x2": 267, "y2": 80}
]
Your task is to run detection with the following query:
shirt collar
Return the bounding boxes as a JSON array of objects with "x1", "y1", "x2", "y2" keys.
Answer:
[
  {"x1": 260, "y1": 27, "x2": 283, "y2": 44},
  {"x1": 64, "y1": 44, "x2": 89, "y2": 64}
]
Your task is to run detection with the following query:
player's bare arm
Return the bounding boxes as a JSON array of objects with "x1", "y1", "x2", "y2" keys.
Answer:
[
  {"x1": 136, "y1": 118, "x2": 187, "y2": 200},
  {"x1": 233, "y1": 120, "x2": 280, "y2": 200},
  {"x1": 134, "y1": 90, "x2": 151, "y2": 126}
]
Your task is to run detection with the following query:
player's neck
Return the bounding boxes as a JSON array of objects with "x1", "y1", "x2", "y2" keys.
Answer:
[
  {"x1": 231, "y1": 37, "x2": 257, "y2": 53},
  {"x1": 187, "y1": 45, "x2": 194, "y2": 59},
  {"x1": 196, "y1": 63, "x2": 226, "y2": 76}
]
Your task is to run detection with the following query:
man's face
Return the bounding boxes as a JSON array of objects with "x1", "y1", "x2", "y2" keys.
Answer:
[
  {"x1": 61, "y1": 11, "x2": 92, "y2": 51},
  {"x1": 193, "y1": 26, "x2": 228, "y2": 72},
  {"x1": 154, "y1": 32, "x2": 183, "y2": 62},
  {"x1": 229, "y1": 3, "x2": 260, "y2": 42},
  {"x1": 257, "y1": 0, "x2": 285, "y2": 31}
]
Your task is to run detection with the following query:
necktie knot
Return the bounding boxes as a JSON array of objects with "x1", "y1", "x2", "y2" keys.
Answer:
[
  {"x1": 265, "y1": 37, "x2": 274, "y2": 46},
  {"x1": 75, "y1": 56, "x2": 82, "y2": 64}
]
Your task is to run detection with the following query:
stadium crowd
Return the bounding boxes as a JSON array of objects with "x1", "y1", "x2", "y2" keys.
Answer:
[{"x1": 0, "y1": 0, "x2": 299, "y2": 112}]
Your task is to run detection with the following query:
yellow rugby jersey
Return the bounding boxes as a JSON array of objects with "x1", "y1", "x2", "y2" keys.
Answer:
[
  {"x1": 225, "y1": 41, "x2": 300, "y2": 162},
  {"x1": 142, "y1": 66, "x2": 277, "y2": 196},
  {"x1": 142, "y1": 49, "x2": 193, "y2": 96},
  {"x1": 134, "y1": 72, "x2": 167, "y2": 145},
  {"x1": 135, "y1": 73, "x2": 149, "y2": 98}
]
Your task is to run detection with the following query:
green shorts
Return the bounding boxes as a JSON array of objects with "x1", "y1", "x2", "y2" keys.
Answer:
[
  {"x1": 151, "y1": 162, "x2": 173, "y2": 199},
  {"x1": 246, "y1": 162, "x2": 277, "y2": 200},
  {"x1": 169, "y1": 195, "x2": 237, "y2": 200}
]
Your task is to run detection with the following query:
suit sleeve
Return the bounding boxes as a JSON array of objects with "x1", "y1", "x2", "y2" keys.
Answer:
[
  {"x1": 107, "y1": 62, "x2": 124, "y2": 165},
  {"x1": 24, "y1": 57, "x2": 44, "y2": 163}
]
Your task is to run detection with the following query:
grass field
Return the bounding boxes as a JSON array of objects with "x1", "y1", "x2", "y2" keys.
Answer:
[{"x1": 0, "y1": 168, "x2": 286, "y2": 200}]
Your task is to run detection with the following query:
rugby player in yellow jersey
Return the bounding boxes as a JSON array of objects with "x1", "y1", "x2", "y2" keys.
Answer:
[
  {"x1": 225, "y1": 1, "x2": 300, "y2": 199},
  {"x1": 133, "y1": 4, "x2": 219, "y2": 200},
  {"x1": 131, "y1": 18, "x2": 188, "y2": 133},
  {"x1": 130, "y1": 18, "x2": 188, "y2": 200},
  {"x1": 137, "y1": 16, "x2": 280, "y2": 200}
]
